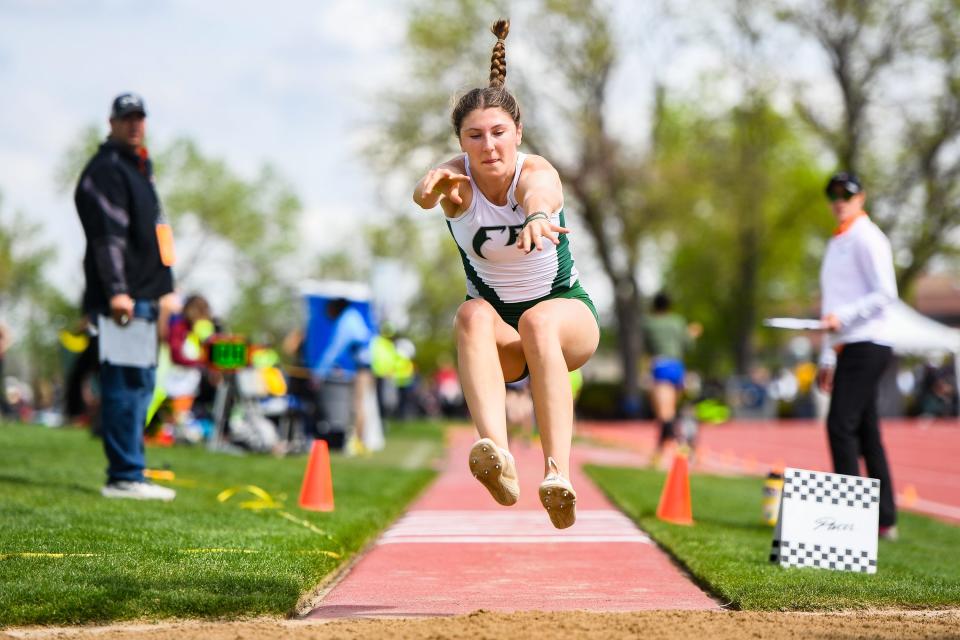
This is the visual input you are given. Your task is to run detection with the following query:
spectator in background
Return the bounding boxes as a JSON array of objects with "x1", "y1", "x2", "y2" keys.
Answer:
[
  {"x1": 74, "y1": 92, "x2": 175, "y2": 501},
  {"x1": 433, "y1": 354, "x2": 463, "y2": 417},
  {"x1": 643, "y1": 291, "x2": 701, "y2": 466},
  {"x1": 0, "y1": 322, "x2": 11, "y2": 417},
  {"x1": 370, "y1": 326, "x2": 398, "y2": 419},
  {"x1": 161, "y1": 293, "x2": 218, "y2": 441},
  {"x1": 61, "y1": 319, "x2": 99, "y2": 426},
  {"x1": 313, "y1": 298, "x2": 374, "y2": 456},
  {"x1": 167, "y1": 294, "x2": 215, "y2": 368},
  {"x1": 282, "y1": 327, "x2": 323, "y2": 446},
  {"x1": 817, "y1": 172, "x2": 899, "y2": 540},
  {"x1": 917, "y1": 360, "x2": 957, "y2": 418},
  {"x1": 504, "y1": 377, "x2": 535, "y2": 445},
  {"x1": 392, "y1": 335, "x2": 417, "y2": 419}
]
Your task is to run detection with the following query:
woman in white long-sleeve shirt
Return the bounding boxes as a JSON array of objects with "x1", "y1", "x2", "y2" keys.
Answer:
[{"x1": 817, "y1": 172, "x2": 899, "y2": 540}]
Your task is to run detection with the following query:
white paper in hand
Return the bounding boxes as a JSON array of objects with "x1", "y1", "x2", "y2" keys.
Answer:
[
  {"x1": 97, "y1": 315, "x2": 158, "y2": 367},
  {"x1": 763, "y1": 317, "x2": 825, "y2": 330}
]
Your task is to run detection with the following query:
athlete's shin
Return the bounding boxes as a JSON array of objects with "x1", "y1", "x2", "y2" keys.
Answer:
[{"x1": 456, "y1": 301, "x2": 510, "y2": 448}]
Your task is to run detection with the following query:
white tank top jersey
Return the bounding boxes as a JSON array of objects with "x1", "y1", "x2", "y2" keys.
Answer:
[{"x1": 446, "y1": 152, "x2": 578, "y2": 307}]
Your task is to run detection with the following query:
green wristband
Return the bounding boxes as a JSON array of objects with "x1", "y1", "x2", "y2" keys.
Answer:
[{"x1": 522, "y1": 212, "x2": 550, "y2": 228}]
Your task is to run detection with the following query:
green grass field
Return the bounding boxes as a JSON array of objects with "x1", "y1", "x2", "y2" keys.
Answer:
[
  {"x1": 587, "y1": 464, "x2": 960, "y2": 611},
  {"x1": 0, "y1": 421, "x2": 442, "y2": 626}
]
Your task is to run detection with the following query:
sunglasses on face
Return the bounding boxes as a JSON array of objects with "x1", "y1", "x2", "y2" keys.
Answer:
[{"x1": 827, "y1": 189, "x2": 856, "y2": 202}]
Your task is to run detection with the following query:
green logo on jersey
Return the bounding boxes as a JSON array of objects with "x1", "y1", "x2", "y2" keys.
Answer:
[{"x1": 472, "y1": 224, "x2": 524, "y2": 259}]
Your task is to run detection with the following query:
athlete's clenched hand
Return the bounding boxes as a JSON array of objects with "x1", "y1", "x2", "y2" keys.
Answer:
[{"x1": 421, "y1": 169, "x2": 470, "y2": 206}]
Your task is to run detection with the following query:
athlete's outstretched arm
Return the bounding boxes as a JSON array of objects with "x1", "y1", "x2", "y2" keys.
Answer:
[
  {"x1": 515, "y1": 156, "x2": 568, "y2": 253},
  {"x1": 414, "y1": 156, "x2": 471, "y2": 216}
]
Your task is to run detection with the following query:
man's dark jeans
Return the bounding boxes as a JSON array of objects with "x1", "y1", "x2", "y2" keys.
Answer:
[
  {"x1": 99, "y1": 300, "x2": 157, "y2": 484},
  {"x1": 827, "y1": 341, "x2": 896, "y2": 527}
]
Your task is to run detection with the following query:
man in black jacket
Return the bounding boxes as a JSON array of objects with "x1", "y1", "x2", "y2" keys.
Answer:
[{"x1": 75, "y1": 93, "x2": 176, "y2": 501}]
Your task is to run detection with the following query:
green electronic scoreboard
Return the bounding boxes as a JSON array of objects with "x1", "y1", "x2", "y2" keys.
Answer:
[{"x1": 206, "y1": 336, "x2": 249, "y2": 370}]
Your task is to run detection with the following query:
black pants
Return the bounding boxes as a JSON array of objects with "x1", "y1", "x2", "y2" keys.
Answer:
[{"x1": 827, "y1": 342, "x2": 896, "y2": 527}]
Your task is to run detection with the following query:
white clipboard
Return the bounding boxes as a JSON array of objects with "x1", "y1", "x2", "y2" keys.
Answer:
[
  {"x1": 97, "y1": 315, "x2": 158, "y2": 367},
  {"x1": 763, "y1": 318, "x2": 824, "y2": 331}
]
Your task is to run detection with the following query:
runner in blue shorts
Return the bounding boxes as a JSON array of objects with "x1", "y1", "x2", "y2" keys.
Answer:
[
  {"x1": 644, "y1": 292, "x2": 701, "y2": 465},
  {"x1": 413, "y1": 19, "x2": 599, "y2": 529}
]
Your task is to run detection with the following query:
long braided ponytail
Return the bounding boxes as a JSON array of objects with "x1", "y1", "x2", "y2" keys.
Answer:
[
  {"x1": 489, "y1": 19, "x2": 509, "y2": 87},
  {"x1": 451, "y1": 18, "x2": 521, "y2": 137}
]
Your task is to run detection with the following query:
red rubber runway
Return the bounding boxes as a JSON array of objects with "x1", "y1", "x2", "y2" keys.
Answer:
[
  {"x1": 579, "y1": 419, "x2": 960, "y2": 524},
  {"x1": 307, "y1": 429, "x2": 719, "y2": 618}
]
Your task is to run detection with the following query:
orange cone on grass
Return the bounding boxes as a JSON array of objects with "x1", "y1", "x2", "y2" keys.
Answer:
[
  {"x1": 299, "y1": 439, "x2": 334, "y2": 511},
  {"x1": 656, "y1": 447, "x2": 693, "y2": 525}
]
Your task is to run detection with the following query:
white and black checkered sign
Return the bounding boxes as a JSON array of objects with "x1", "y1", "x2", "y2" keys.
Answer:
[{"x1": 769, "y1": 468, "x2": 879, "y2": 574}]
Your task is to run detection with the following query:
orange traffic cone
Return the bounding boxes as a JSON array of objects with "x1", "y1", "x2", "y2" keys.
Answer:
[
  {"x1": 299, "y1": 439, "x2": 335, "y2": 511},
  {"x1": 656, "y1": 447, "x2": 693, "y2": 525}
]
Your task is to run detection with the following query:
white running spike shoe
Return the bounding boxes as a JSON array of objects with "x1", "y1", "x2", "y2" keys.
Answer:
[
  {"x1": 101, "y1": 481, "x2": 176, "y2": 501},
  {"x1": 468, "y1": 438, "x2": 519, "y2": 506},
  {"x1": 539, "y1": 457, "x2": 577, "y2": 529}
]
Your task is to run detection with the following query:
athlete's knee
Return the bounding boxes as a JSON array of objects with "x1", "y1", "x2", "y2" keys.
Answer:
[
  {"x1": 517, "y1": 307, "x2": 558, "y2": 350},
  {"x1": 455, "y1": 299, "x2": 498, "y2": 335}
]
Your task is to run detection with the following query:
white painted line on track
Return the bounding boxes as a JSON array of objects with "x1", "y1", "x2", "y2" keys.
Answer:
[
  {"x1": 380, "y1": 536, "x2": 650, "y2": 544},
  {"x1": 377, "y1": 510, "x2": 652, "y2": 545},
  {"x1": 695, "y1": 451, "x2": 960, "y2": 522},
  {"x1": 910, "y1": 497, "x2": 960, "y2": 521}
]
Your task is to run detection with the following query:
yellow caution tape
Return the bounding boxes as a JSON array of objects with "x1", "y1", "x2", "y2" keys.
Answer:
[
  {"x1": 297, "y1": 549, "x2": 341, "y2": 559},
  {"x1": 3, "y1": 547, "x2": 339, "y2": 559},
  {"x1": 181, "y1": 548, "x2": 258, "y2": 554},
  {"x1": 216, "y1": 486, "x2": 341, "y2": 557},
  {"x1": 216, "y1": 485, "x2": 284, "y2": 510},
  {"x1": 179, "y1": 547, "x2": 340, "y2": 558},
  {"x1": 144, "y1": 469, "x2": 175, "y2": 481},
  {"x1": 277, "y1": 510, "x2": 333, "y2": 537},
  {"x1": 0, "y1": 552, "x2": 98, "y2": 559}
]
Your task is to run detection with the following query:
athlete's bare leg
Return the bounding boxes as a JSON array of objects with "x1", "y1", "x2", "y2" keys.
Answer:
[
  {"x1": 455, "y1": 299, "x2": 527, "y2": 451},
  {"x1": 651, "y1": 383, "x2": 678, "y2": 422},
  {"x1": 650, "y1": 381, "x2": 679, "y2": 464},
  {"x1": 518, "y1": 299, "x2": 599, "y2": 477},
  {"x1": 352, "y1": 369, "x2": 372, "y2": 443}
]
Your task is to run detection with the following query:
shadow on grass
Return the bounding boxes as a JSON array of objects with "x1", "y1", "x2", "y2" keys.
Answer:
[{"x1": 0, "y1": 472, "x2": 96, "y2": 496}]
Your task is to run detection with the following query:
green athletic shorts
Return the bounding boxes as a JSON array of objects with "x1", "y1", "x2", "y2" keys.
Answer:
[{"x1": 468, "y1": 281, "x2": 599, "y2": 330}]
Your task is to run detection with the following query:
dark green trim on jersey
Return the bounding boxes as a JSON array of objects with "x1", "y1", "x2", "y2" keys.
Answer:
[
  {"x1": 466, "y1": 281, "x2": 599, "y2": 330},
  {"x1": 551, "y1": 210, "x2": 576, "y2": 292},
  {"x1": 448, "y1": 209, "x2": 585, "y2": 326}
]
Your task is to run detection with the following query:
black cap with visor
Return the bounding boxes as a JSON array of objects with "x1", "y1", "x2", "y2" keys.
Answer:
[
  {"x1": 825, "y1": 172, "x2": 863, "y2": 201},
  {"x1": 110, "y1": 93, "x2": 147, "y2": 119}
]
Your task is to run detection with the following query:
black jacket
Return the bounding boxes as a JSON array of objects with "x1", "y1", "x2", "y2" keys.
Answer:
[{"x1": 74, "y1": 140, "x2": 174, "y2": 313}]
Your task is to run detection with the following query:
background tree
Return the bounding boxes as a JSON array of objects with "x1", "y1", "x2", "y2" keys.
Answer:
[
  {"x1": 366, "y1": 217, "x2": 464, "y2": 376},
  {"x1": 661, "y1": 96, "x2": 830, "y2": 376},
  {"x1": 59, "y1": 130, "x2": 304, "y2": 341},
  {"x1": 779, "y1": 0, "x2": 960, "y2": 293},
  {"x1": 159, "y1": 143, "x2": 302, "y2": 339},
  {"x1": 0, "y1": 192, "x2": 66, "y2": 386}
]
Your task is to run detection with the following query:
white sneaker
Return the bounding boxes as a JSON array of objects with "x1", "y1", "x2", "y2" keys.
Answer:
[
  {"x1": 468, "y1": 438, "x2": 519, "y2": 506},
  {"x1": 539, "y1": 457, "x2": 576, "y2": 529},
  {"x1": 101, "y1": 481, "x2": 176, "y2": 502}
]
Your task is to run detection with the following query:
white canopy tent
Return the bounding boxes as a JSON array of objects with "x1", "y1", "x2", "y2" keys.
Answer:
[
  {"x1": 885, "y1": 300, "x2": 960, "y2": 416},
  {"x1": 885, "y1": 300, "x2": 960, "y2": 356}
]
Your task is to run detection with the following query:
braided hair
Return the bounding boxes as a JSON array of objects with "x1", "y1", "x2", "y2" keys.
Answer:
[
  {"x1": 451, "y1": 18, "x2": 521, "y2": 138},
  {"x1": 488, "y1": 19, "x2": 509, "y2": 86}
]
